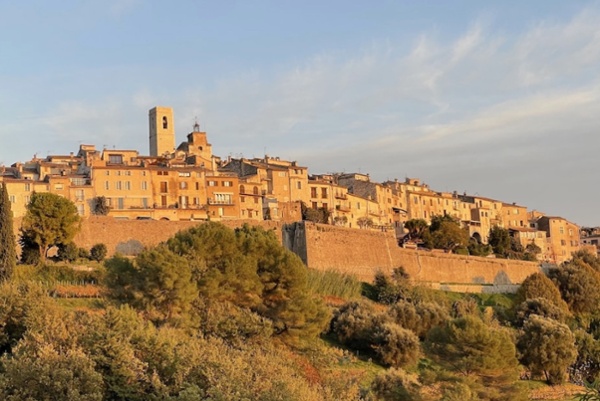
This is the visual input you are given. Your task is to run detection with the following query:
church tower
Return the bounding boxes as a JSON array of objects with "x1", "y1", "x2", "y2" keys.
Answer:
[{"x1": 149, "y1": 106, "x2": 175, "y2": 156}]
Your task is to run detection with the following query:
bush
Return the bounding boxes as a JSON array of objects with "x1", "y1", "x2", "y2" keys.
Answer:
[
  {"x1": 56, "y1": 242, "x2": 78, "y2": 262},
  {"x1": 514, "y1": 297, "x2": 570, "y2": 327},
  {"x1": 330, "y1": 301, "x2": 380, "y2": 352},
  {"x1": 89, "y1": 244, "x2": 107, "y2": 262},
  {"x1": 371, "y1": 322, "x2": 420, "y2": 368},
  {"x1": 373, "y1": 267, "x2": 411, "y2": 304},
  {"x1": 389, "y1": 300, "x2": 449, "y2": 339},
  {"x1": 370, "y1": 368, "x2": 423, "y2": 401}
]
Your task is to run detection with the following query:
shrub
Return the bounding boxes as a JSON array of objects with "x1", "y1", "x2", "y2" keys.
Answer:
[
  {"x1": 373, "y1": 267, "x2": 411, "y2": 304},
  {"x1": 330, "y1": 301, "x2": 380, "y2": 352},
  {"x1": 371, "y1": 322, "x2": 420, "y2": 368},
  {"x1": 389, "y1": 300, "x2": 449, "y2": 339},
  {"x1": 90, "y1": 244, "x2": 107, "y2": 262},
  {"x1": 370, "y1": 368, "x2": 423, "y2": 401}
]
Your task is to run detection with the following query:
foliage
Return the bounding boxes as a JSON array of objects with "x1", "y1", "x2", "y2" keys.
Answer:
[
  {"x1": 0, "y1": 183, "x2": 16, "y2": 281},
  {"x1": 330, "y1": 300, "x2": 380, "y2": 353},
  {"x1": 572, "y1": 329, "x2": 600, "y2": 384},
  {"x1": 105, "y1": 246, "x2": 198, "y2": 326},
  {"x1": 488, "y1": 226, "x2": 512, "y2": 257},
  {"x1": 573, "y1": 249, "x2": 600, "y2": 272},
  {"x1": 517, "y1": 314, "x2": 577, "y2": 384},
  {"x1": 425, "y1": 315, "x2": 526, "y2": 400},
  {"x1": 20, "y1": 192, "x2": 81, "y2": 262},
  {"x1": 91, "y1": 196, "x2": 110, "y2": 216},
  {"x1": 164, "y1": 223, "x2": 330, "y2": 339},
  {"x1": 549, "y1": 259, "x2": 600, "y2": 315},
  {"x1": 371, "y1": 322, "x2": 421, "y2": 368},
  {"x1": 514, "y1": 297, "x2": 570, "y2": 327},
  {"x1": 373, "y1": 267, "x2": 411, "y2": 304},
  {"x1": 389, "y1": 299, "x2": 449, "y2": 339},
  {"x1": 306, "y1": 269, "x2": 363, "y2": 300},
  {"x1": 467, "y1": 238, "x2": 492, "y2": 257},
  {"x1": 357, "y1": 216, "x2": 374, "y2": 229},
  {"x1": 301, "y1": 202, "x2": 331, "y2": 224},
  {"x1": 0, "y1": 338, "x2": 104, "y2": 401},
  {"x1": 89, "y1": 243, "x2": 107, "y2": 262},
  {"x1": 57, "y1": 242, "x2": 79, "y2": 262},
  {"x1": 403, "y1": 219, "x2": 428, "y2": 241},
  {"x1": 430, "y1": 219, "x2": 470, "y2": 252},
  {"x1": 369, "y1": 368, "x2": 423, "y2": 401},
  {"x1": 514, "y1": 272, "x2": 569, "y2": 311}
]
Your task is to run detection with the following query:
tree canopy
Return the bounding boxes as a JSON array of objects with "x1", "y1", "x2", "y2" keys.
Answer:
[
  {"x1": 0, "y1": 183, "x2": 16, "y2": 281},
  {"x1": 20, "y1": 192, "x2": 81, "y2": 262}
]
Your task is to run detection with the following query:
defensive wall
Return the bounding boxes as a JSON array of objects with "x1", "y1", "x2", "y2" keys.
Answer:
[
  {"x1": 283, "y1": 222, "x2": 542, "y2": 293},
  {"x1": 13, "y1": 217, "x2": 542, "y2": 293}
]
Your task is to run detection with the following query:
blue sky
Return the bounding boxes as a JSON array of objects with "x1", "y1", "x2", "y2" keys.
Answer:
[{"x1": 1, "y1": 1, "x2": 599, "y2": 225}]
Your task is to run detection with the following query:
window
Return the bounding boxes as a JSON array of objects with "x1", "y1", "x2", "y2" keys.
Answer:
[
  {"x1": 116, "y1": 171, "x2": 121, "y2": 176},
  {"x1": 125, "y1": 170, "x2": 131, "y2": 176},
  {"x1": 142, "y1": 198, "x2": 148, "y2": 208},
  {"x1": 141, "y1": 181, "x2": 148, "y2": 190},
  {"x1": 278, "y1": 172, "x2": 286, "y2": 177},
  {"x1": 162, "y1": 116, "x2": 168, "y2": 129},
  {"x1": 322, "y1": 203, "x2": 328, "y2": 210},
  {"x1": 54, "y1": 184, "x2": 63, "y2": 190},
  {"x1": 223, "y1": 181, "x2": 232, "y2": 187},
  {"x1": 105, "y1": 170, "x2": 110, "y2": 176},
  {"x1": 125, "y1": 181, "x2": 131, "y2": 190},
  {"x1": 253, "y1": 186, "x2": 259, "y2": 195},
  {"x1": 240, "y1": 185, "x2": 246, "y2": 194},
  {"x1": 108, "y1": 154, "x2": 123, "y2": 164},
  {"x1": 180, "y1": 182, "x2": 188, "y2": 190},
  {"x1": 195, "y1": 182, "x2": 200, "y2": 190},
  {"x1": 312, "y1": 202, "x2": 318, "y2": 209},
  {"x1": 105, "y1": 181, "x2": 109, "y2": 190},
  {"x1": 142, "y1": 171, "x2": 147, "y2": 176},
  {"x1": 321, "y1": 188, "x2": 327, "y2": 199},
  {"x1": 160, "y1": 182, "x2": 168, "y2": 193},
  {"x1": 24, "y1": 183, "x2": 30, "y2": 191},
  {"x1": 178, "y1": 172, "x2": 191, "y2": 177},
  {"x1": 311, "y1": 187, "x2": 317, "y2": 198},
  {"x1": 25, "y1": 195, "x2": 30, "y2": 204},
  {"x1": 76, "y1": 190, "x2": 84, "y2": 202},
  {"x1": 559, "y1": 227, "x2": 564, "y2": 234},
  {"x1": 9, "y1": 195, "x2": 15, "y2": 203},
  {"x1": 115, "y1": 181, "x2": 122, "y2": 190},
  {"x1": 77, "y1": 204, "x2": 85, "y2": 216},
  {"x1": 357, "y1": 202, "x2": 361, "y2": 210},
  {"x1": 254, "y1": 197, "x2": 259, "y2": 204},
  {"x1": 117, "y1": 198, "x2": 124, "y2": 209},
  {"x1": 414, "y1": 197, "x2": 418, "y2": 204},
  {"x1": 297, "y1": 182, "x2": 301, "y2": 189},
  {"x1": 241, "y1": 196, "x2": 245, "y2": 203},
  {"x1": 208, "y1": 181, "x2": 217, "y2": 187}
]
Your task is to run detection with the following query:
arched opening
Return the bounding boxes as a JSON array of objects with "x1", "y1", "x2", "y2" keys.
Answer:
[
  {"x1": 472, "y1": 232, "x2": 482, "y2": 244},
  {"x1": 253, "y1": 186, "x2": 259, "y2": 195},
  {"x1": 240, "y1": 185, "x2": 246, "y2": 194},
  {"x1": 162, "y1": 116, "x2": 168, "y2": 129},
  {"x1": 160, "y1": 217, "x2": 170, "y2": 221}
]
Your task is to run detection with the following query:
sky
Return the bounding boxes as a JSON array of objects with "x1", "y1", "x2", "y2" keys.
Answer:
[{"x1": 1, "y1": 1, "x2": 599, "y2": 226}]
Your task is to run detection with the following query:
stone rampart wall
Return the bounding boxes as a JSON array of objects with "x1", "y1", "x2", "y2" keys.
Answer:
[{"x1": 300, "y1": 222, "x2": 541, "y2": 291}]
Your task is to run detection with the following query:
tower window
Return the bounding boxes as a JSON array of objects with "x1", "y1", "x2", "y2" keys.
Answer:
[{"x1": 162, "y1": 116, "x2": 168, "y2": 129}]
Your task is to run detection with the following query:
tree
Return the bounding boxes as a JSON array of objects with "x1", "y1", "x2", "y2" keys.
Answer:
[
  {"x1": 20, "y1": 193, "x2": 80, "y2": 262},
  {"x1": 548, "y1": 259, "x2": 600, "y2": 315},
  {"x1": 403, "y1": 219, "x2": 428, "y2": 240},
  {"x1": 517, "y1": 315, "x2": 577, "y2": 384},
  {"x1": 357, "y1": 216, "x2": 373, "y2": 229},
  {"x1": 429, "y1": 217, "x2": 469, "y2": 252},
  {"x1": 425, "y1": 316, "x2": 526, "y2": 400},
  {"x1": 89, "y1": 243, "x2": 107, "y2": 262},
  {"x1": 514, "y1": 272, "x2": 569, "y2": 312},
  {"x1": 488, "y1": 226, "x2": 511, "y2": 257},
  {"x1": 370, "y1": 368, "x2": 423, "y2": 401},
  {"x1": 105, "y1": 246, "x2": 198, "y2": 326},
  {"x1": 389, "y1": 299, "x2": 449, "y2": 339},
  {"x1": 91, "y1": 196, "x2": 110, "y2": 216},
  {"x1": 371, "y1": 322, "x2": 421, "y2": 368},
  {"x1": 0, "y1": 183, "x2": 16, "y2": 281}
]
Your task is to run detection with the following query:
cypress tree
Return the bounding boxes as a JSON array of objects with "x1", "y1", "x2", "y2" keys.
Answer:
[{"x1": 0, "y1": 183, "x2": 16, "y2": 281}]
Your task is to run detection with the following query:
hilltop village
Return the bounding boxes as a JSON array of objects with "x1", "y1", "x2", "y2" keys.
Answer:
[{"x1": 0, "y1": 106, "x2": 583, "y2": 264}]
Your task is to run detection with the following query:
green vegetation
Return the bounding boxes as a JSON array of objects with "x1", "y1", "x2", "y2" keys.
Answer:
[
  {"x1": 0, "y1": 183, "x2": 16, "y2": 281},
  {"x1": 20, "y1": 192, "x2": 81, "y2": 263},
  {"x1": 3, "y1": 222, "x2": 600, "y2": 400}
]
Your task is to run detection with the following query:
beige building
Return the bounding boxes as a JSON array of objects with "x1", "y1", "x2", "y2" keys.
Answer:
[{"x1": 536, "y1": 216, "x2": 580, "y2": 264}]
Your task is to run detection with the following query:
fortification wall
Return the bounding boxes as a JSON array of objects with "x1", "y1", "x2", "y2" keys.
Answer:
[
  {"x1": 300, "y1": 222, "x2": 541, "y2": 290},
  {"x1": 14, "y1": 216, "x2": 541, "y2": 292},
  {"x1": 73, "y1": 217, "x2": 283, "y2": 255}
]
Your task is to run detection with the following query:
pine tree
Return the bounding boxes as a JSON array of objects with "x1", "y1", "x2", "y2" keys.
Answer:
[{"x1": 0, "y1": 183, "x2": 16, "y2": 281}]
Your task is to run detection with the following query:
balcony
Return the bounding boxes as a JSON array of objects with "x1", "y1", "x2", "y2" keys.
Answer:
[{"x1": 208, "y1": 199, "x2": 235, "y2": 206}]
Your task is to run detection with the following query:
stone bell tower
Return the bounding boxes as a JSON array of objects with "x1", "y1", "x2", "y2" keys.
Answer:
[{"x1": 149, "y1": 106, "x2": 175, "y2": 157}]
